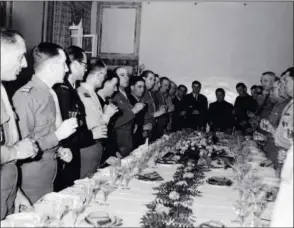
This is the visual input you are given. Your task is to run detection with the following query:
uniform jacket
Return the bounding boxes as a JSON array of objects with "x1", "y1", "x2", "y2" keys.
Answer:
[
  {"x1": 53, "y1": 79, "x2": 94, "y2": 148},
  {"x1": 1, "y1": 84, "x2": 19, "y2": 165},
  {"x1": 12, "y1": 76, "x2": 59, "y2": 154},
  {"x1": 141, "y1": 90, "x2": 156, "y2": 126},
  {"x1": 111, "y1": 91, "x2": 135, "y2": 129},
  {"x1": 77, "y1": 83, "x2": 111, "y2": 131}
]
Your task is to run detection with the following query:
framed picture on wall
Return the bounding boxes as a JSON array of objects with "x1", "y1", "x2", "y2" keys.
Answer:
[{"x1": 96, "y1": 2, "x2": 141, "y2": 60}]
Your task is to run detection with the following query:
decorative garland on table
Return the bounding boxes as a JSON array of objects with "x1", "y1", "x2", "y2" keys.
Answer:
[
  {"x1": 231, "y1": 137, "x2": 272, "y2": 227},
  {"x1": 140, "y1": 162, "x2": 205, "y2": 228},
  {"x1": 140, "y1": 131, "x2": 238, "y2": 228}
]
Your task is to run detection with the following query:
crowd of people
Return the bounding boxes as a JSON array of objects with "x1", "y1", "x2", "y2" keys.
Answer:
[{"x1": 1, "y1": 27, "x2": 293, "y2": 223}]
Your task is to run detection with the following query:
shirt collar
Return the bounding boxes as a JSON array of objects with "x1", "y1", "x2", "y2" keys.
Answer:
[
  {"x1": 67, "y1": 77, "x2": 76, "y2": 89},
  {"x1": 131, "y1": 93, "x2": 140, "y2": 102},
  {"x1": 98, "y1": 93, "x2": 106, "y2": 102},
  {"x1": 192, "y1": 93, "x2": 198, "y2": 98}
]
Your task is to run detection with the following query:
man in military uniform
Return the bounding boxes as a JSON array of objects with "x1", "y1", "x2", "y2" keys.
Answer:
[
  {"x1": 1, "y1": 28, "x2": 39, "y2": 219},
  {"x1": 12, "y1": 42, "x2": 78, "y2": 204},
  {"x1": 77, "y1": 60, "x2": 117, "y2": 178},
  {"x1": 53, "y1": 46, "x2": 111, "y2": 189}
]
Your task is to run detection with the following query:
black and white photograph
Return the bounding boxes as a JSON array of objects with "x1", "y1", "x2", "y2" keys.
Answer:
[{"x1": 0, "y1": 0, "x2": 293, "y2": 227}]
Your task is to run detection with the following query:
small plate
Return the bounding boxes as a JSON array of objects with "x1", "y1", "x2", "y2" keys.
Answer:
[{"x1": 207, "y1": 176, "x2": 233, "y2": 186}]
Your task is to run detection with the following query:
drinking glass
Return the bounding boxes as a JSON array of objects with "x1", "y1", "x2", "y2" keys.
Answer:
[
  {"x1": 110, "y1": 166, "x2": 120, "y2": 185},
  {"x1": 69, "y1": 111, "x2": 78, "y2": 118},
  {"x1": 122, "y1": 175, "x2": 132, "y2": 190},
  {"x1": 100, "y1": 185, "x2": 117, "y2": 205}
]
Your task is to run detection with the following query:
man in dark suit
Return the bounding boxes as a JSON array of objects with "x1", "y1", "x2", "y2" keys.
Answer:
[
  {"x1": 128, "y1": 77, "x2": 146, "y2": 149},
  {"x1": 208, "y1": 88, "x2": 234, "y2": 133},
  {"x1": 111, "y1": 67, "x2": 145, "y2": 157},
  {"x1": 53, "y1": 46, "x2": 106, "y2": 190},
  {"x1": 233, "y1": 82, "x2": 257, "y2": 135},
  {"x1": 172, "y1": 84, "x2": 187, "y2": 131},
  {"x1": 182, "y1": 80, "x2": 208, "y2": 131}
]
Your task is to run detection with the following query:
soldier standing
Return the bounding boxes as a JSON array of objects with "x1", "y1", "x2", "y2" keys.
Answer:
[{"x1": 12, "y1": 42, "x2": 78, "y2": 204}]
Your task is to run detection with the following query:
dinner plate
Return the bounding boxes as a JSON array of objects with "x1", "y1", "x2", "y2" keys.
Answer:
[
  {"x1": 85, "y1": 211, "x2": 123, "y2": 227},
  {"x1": 206, "y1": 176, "x2": 233, "y2": 186}
]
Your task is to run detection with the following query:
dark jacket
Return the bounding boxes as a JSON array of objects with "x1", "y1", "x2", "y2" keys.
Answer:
[
  {"x1": 128, "y1": 94, "x2": 145, "y2": 148},
  {"x1": 171, "y1": 96, "x2": 186, "y2": 131},
  {"x1": 53, "y1": 79, "x2": 94, "y2": 149},
  {"x1": 111, "y1": 91, "x2": 135, "y2": 157},
  {"x1": 111, "y1": 91, "x2": 135, "y2": 129},
  {"x1": 234, "y1": 94, "x2": 257, "y2": 132},
  {"x1": 182, "y1": 93, "x2": 208, "y2": 130},
  {"x1": 208, "y1": 100, "x2": 234, "y2": 132}
]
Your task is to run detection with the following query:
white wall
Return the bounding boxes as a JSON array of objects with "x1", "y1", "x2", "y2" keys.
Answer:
[
  {"x1": 139, "y1": 2, "x2": 293, "y2": 103},
  {"x1": 11, "y1": 1, "x2": 44, "y2": 50}
]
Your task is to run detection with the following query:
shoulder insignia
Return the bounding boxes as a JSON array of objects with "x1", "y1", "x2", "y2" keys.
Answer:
[
  {"x1": 61, "y1": 85, "x2": 69, "y2": 89},
  {"x1": 83, "y1": 93, "x2": 91, "y2": 98},
  {"x1": 21, "y1": 86, "x2": 33, "y2": 93}
]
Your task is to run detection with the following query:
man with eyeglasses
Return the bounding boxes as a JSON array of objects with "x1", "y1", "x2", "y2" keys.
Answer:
[{"x1": 53, "y1": 46, "x2": 106, "y2": 190}]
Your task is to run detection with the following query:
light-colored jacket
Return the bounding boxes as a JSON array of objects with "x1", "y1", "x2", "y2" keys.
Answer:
[
  {"x1": 12, "y1": 76, "x2": 59, "y2": 154},
  {"x1": 77, "y1": 83, "x2": 110, "y2": 130},
  {"x1": 270, "y1": 145, "x2": 293, "y2": 227},
  {"x1": 0, "y1": 84, "x2": 19, "y2": 165},
  {"x1": 274, "y1": 99, "x2": 293, "y2": 149}
]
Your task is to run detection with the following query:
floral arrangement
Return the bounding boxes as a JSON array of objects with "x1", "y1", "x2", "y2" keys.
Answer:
[
  {"x1": 141, "y1": 161, "x2": 204, "y2": 228},
  {"x1": 232, "y1": 138, "x2": 270, "y2": 227}
]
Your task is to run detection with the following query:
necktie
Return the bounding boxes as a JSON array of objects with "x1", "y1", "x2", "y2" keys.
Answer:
[{"x1": 49, "y1": 89, "x2": 62, "y2": 128}]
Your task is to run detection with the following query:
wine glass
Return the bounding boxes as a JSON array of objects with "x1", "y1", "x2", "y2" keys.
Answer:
[
  {"x1": 122, "y1": 174, "x2": 133, "y2": 190},
  {"x1": 99, "y1": 184, "x2": 117, "y2": 205}
]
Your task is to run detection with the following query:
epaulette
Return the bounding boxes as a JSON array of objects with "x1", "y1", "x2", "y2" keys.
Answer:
[
  {"x1": 21, "y1": 86, "x2": 33, "y2": 93},
  {"x1": 60, "y1": 85, "x2": 69, "y2": 89}
]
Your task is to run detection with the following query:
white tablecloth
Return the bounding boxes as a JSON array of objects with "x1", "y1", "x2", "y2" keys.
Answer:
[
  {"x1": 59, "y1": 162, "x2": 278, "y2": 227},
  {"x1": 1, "y1": 149, "x2": 279, "y2": 227}
]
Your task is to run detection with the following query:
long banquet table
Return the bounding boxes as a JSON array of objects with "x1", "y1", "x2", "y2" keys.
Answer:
[
  {"x1": 1, "y1": 142, "x2": 280, "y2": 227},
  {"x1": 59, "y1": 158, "x2": 279, "y2": 227}
]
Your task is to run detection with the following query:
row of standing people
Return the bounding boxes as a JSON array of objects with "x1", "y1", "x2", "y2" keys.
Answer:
[
  {"x1": 0, "y1": 29, "x2": 122, "y2": 219},
  {"x1": 1, "y1": 27, "x2": 293, "y2": 222}
]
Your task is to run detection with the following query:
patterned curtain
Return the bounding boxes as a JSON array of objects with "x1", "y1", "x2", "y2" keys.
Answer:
[{"x1": 52, "y1": 1, "x2": 92, "y2": 48}]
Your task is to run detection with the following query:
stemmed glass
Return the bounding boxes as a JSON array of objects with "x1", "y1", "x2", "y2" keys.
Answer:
[
  {"x1": 99, "y1": 184, "x2": 117, "y2": 205},
  {"x1": 119, "y1": 167, "x2": 133, "y2": 190}
]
